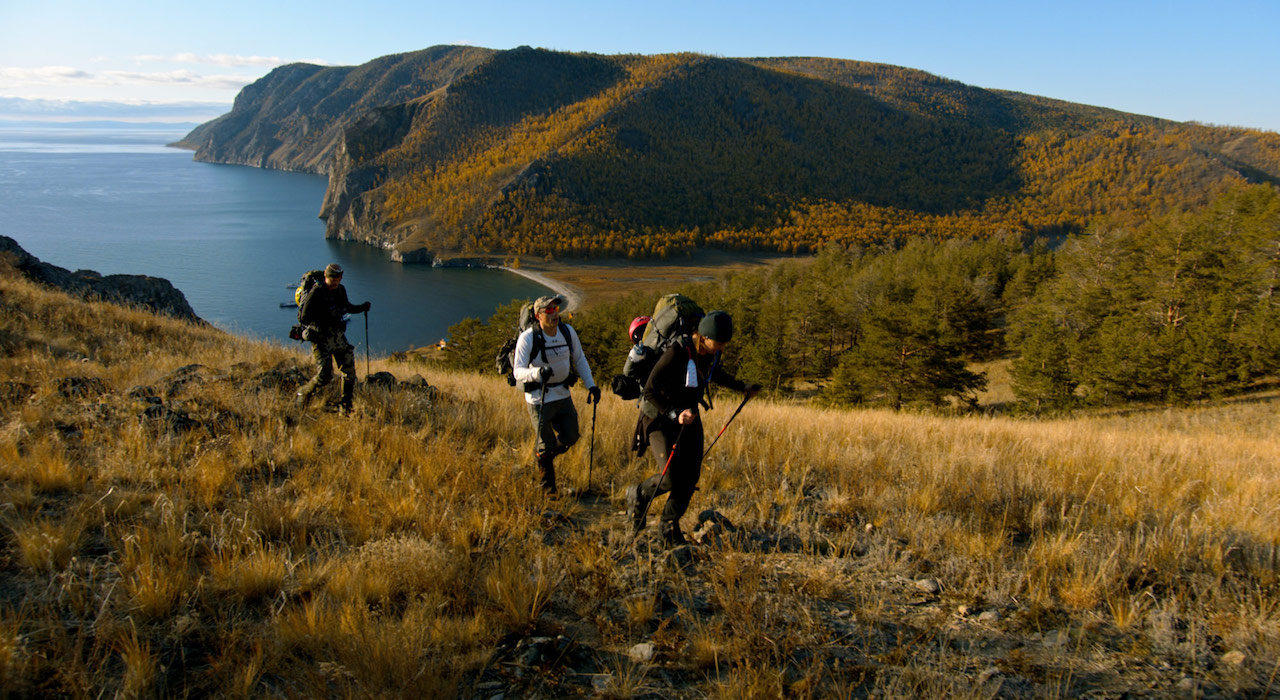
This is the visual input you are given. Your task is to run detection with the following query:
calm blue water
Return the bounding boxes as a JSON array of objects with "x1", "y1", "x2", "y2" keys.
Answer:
[{"x1": 0, "y1": 126, "x2": 549, "y2": 354}]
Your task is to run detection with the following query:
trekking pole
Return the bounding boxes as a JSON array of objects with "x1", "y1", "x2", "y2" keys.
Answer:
[
  {"x1": 534, "y1": 372, "x2": 549, "y2": 464},
  {"x1": 702, "y1": 393, "x2": 753, "y2": 460},
  {"x1": 363, "y1": 310, "x2": 370, "y2": 377},
  {"x1": 587, "y1": 397, "x2": 597, "y2": 491}
]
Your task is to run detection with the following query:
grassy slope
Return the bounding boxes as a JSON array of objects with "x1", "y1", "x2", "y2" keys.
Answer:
[{"x1": 2, "y1": 270, "x2": 1278, "y2": 696}]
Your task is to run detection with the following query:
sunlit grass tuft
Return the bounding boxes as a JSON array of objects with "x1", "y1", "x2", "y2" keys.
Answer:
[{"x1": 10, "y1": 517, "x2": 84, "y2": 572}]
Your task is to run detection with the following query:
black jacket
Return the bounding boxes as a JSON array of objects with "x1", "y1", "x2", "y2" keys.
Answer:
[
  {"x1": 299, "y1": 284, "x2": 362, "y2": 333},
  {"x1": 639, "y1": 336, "x2": 745, "y2": 426}
]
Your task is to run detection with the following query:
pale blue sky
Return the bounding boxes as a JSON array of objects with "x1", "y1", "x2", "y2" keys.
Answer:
[{"x1": 1, "y1": 0, "x2": 1276, "y2": 130}]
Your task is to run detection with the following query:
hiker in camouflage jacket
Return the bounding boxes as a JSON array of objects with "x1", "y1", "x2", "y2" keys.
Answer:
[{"x1": 296, "y1": 263, "x2": 370, "y2": 413}]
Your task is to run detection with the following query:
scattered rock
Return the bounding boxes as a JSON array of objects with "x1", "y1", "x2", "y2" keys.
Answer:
[
  {"x1": 1042, "y1": 629, "x2": 1068, "y2": 648},
  {"x1": 1176, "y1": 677, "x2": 1198, "y2": 693},
  {"x1": 127, "y1": 385, "x2": 159, "y2": 401},
  {"x1": 977, "y1": 667, "x2": 1002, "y2": 685},
  {"x1": 403, "y1": 373, "x2": 432, "y2": 388},
  {"x1": 161, "y1": 364, "x2": 221, "y2": 398},
  {"x1": 957, "y1": 605, "x2": 973, "y2": 617},
  {"x1": 978, "y1": 610, "x2": 1001, "y2": 624},
  {"x1": 915, "y1": 578, "x2": 941, "y2": 594},
  {"x1": 541, "y1": 509, "x2": 577, "y2": 528},
  {"x1": 255, "y1": 362, "x2": 309, "y2": 390},
  {"x1": 692, "y1": 519, "x2": 724, "y2": 548},
  {"x1": 628, "y1": 642, "x2": 656, "y2": 663},
  {"x1": 1221, "y1": 650, "x2": 1246, "y2": 666},
  {"x1": 142, "y1": 403, "x2": 201, "y2": 433},
  {"x1": 517, "y1": 636, "x2": 553, "y2": 666},
  {"x1": 55, "y1": 376, "x2": 108, "y2": 399},
  {"x1": 0, "y1": 381, "x2": 35, "y2": 406},
  {"x1": 366, "y1": 371, "x2": 397, "y2": 387},
  {"x1": 696, "y1": 509, "x2": 738, "y2": 532}
]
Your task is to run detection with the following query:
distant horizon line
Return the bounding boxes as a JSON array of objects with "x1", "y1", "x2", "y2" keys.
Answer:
[{"x1": 0, "y1": 118, "x2": 203, "y2": 129}]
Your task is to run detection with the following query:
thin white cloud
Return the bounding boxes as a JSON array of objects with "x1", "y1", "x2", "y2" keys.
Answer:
[
  {"x1": 103, "y1": 69, "x2": 252, "y2": 90},
  {"x1": 0, "y1": 66, "x2": 254, "y2": 91},
  {"x1": 0, "y1": 66, "x2": 94, "y2": 82},
  {"x1": 0, "y1": 95, "x2": 230, "y2": 120},
  {"x1": 135, "y1": 53, "x2": 335, "y2": 67}
]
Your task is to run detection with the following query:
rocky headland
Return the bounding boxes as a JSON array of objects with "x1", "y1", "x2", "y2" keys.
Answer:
[{"x1": 0, "y1": 235, "x2": 202, "y2": 323}]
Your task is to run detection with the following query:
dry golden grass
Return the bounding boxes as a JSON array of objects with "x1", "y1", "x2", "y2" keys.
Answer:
[{"x1": 2, "y1": 268, "x2": 1278, "y2": 696}]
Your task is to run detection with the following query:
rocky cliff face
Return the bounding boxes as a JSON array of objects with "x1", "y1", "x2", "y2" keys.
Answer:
[
  {"x1": 0, "y1": 236, "x2": 203, "y2": 323},
  {"x1": 318, "y1": 99, "x2": 426, "y2": 246},
  {"x1": 171, "y1": 45, "x2": 495, "y2": 175}
]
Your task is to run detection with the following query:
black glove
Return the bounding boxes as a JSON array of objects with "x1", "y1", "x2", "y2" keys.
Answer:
[
  {"x1": 587, "y1": 386, "x2": 601, "y2": 404},
  {"x1": 360, "y1": 301, "x2": 371, "y2": 313},
  {"x1": 538, "y1": 366, "x2": 553, "y2": 382}
]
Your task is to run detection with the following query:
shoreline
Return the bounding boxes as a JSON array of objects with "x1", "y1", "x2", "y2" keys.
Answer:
[{"x1": 497, "y1": 265, "x2": 585, "y2": 312}]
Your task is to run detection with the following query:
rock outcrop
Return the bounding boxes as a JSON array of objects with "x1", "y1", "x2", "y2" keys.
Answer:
[{"x1": 0, "y1": 236, "x2": 203, "y2": 323}]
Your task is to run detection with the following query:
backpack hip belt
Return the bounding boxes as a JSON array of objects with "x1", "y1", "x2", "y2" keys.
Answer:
[{"x1": 523, "y1": 371, "x2": 579, "y2": 393}]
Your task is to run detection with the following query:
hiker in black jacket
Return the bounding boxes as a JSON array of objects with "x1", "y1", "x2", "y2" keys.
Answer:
[
  {"x1": 296, "y1": 263, "x2": 370, "y2": 414},
  {"x1": 625, "y1": 311, "x2": 759, "y2": 545}
]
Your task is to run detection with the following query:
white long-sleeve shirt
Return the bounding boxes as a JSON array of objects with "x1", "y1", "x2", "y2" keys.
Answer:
[{"x1": 512, "y1": 323, "x2": 596, "y2": 405}]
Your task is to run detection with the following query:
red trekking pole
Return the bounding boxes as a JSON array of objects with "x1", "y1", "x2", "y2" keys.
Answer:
[
  {"x1": 635, "y1": 423, "x2": 687, "y2": 529},
  {"x1": 702, "y1": 393, "x2": 752, "y2": 460}
]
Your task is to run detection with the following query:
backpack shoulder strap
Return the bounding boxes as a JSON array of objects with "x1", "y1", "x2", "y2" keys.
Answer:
[
  {"x1": 561, "y1": 324, "x2": 577, "y2": 360},
  {"x1": 531, "y1": 328, "x2": 547, "y2": 365}
]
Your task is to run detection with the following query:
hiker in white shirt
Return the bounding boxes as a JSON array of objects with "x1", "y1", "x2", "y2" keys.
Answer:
[{"x1": 512, "y1": 294, "x2": 600, "y2": 494}]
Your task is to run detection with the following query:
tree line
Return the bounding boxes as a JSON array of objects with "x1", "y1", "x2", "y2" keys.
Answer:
[{"x1": 431, "y1": 184, "x2": 1279, "y2": 412}]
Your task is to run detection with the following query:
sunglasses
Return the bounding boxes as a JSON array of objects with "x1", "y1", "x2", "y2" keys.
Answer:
[{"x1": 541, "y1": 306, "x2": 560, "y2": 313}]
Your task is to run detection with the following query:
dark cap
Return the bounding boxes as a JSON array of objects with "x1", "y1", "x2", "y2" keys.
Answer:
[
  {"x1": 698, "y1": 310, "x2": 733, "y2": 343},
  {"x1": 534, "y1": 294, "x2": 563, "y2": 312},
  {"x1": 324, "y1": 263, "x2": 344, "y2": 277}
]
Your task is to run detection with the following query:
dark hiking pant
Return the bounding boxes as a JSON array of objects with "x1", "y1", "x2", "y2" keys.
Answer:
[
  {"x1": 299, "y1": 332, "x2": 356, "y2": 406},
  {"x1": 637, "y1": 418, "x2": 704, "y2": 531}
]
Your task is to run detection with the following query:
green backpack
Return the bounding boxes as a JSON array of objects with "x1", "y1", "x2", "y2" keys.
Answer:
[
  {"x1": 610, "y1": 293, "x2": 704, "y2": 400},
  {"x1": 294, "y1": 269, "x2": 325, "y2": 319}
]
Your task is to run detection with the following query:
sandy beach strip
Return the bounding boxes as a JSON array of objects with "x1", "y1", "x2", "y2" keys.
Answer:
[{"x1": 497, "y1": 266, "x2": 585, "y2": 311}]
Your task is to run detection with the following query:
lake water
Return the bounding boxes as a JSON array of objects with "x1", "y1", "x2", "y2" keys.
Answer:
[{"x1": 0, "y1": 126, "x2": 549, "y2": 354}]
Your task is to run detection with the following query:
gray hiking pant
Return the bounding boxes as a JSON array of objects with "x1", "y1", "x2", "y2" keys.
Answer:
[{"x1": 527, "y1": 397, "x2": 580, "y2": 456}]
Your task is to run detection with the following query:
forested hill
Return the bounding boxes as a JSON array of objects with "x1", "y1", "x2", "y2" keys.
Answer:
[{"x1": 177, "y1": 45, "x2": 1280, "y2": 260}]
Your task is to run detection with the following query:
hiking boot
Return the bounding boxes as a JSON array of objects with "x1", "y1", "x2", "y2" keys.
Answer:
[
  {"x1": 340, "y1": 377, "x2": 355, "y2": 409},
  {"x1": 626, "y1": 485, "x2": 651, "y2": 534},
  {"x1": 659, "y1": 521, "x2": 687, "y2": 547},
  {"x1": 538, "y1": 453, "x2": 557, "y2": 494}
]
